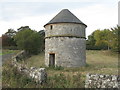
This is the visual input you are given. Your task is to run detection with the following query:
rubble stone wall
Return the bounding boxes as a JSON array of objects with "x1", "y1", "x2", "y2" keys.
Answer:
[
  {"x1": 12, "y1": 50, "x2": 47, "y2": 84},
  {"x1": 85, "y1": 74, "x2": 120, "y2": 88}
]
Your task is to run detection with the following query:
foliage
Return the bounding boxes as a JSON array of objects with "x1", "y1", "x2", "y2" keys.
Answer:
[
  {"x1": 2, "y1": 35, "x2": 10, "y2": 47},
  {"x1": 17, "y1": 26, "x2": 31, "y2": 32},
  {"x1": 87, "y1": 26, "x2": 120, "y2": 52},
  {"x1": 14, "y1": 27, "x2": 43, "y2": 54},
  {"x1": 110, "y1": 25, "x2": 120, "y2": 52},
  {"x1": 86, "y1": 32, "x2": 98, "y2": 50},
  {"x1": 2, "y1": 34, "x2": 16, "y2": 48},
  {"x1": 94, "y1": 29, "x2": 111, "y2": 50},
  {"x1": 5, "y1": 29, "x2": 16, "y2": 38},
  {"x1": 2, "y1": 29, "x2": 17, "y2": 49},
  {"x1": 38, "y1": 30, "x2": 45, "y2": 52},
  {"x1": 2, "y1": 26, "x2": 45, "y2": 52}
]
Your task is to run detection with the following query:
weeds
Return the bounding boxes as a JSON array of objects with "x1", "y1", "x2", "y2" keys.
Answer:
[
  {"x1": 45, "y1": 73, "x2": 83, "y2": 88},
  {"x1": 2, "y1": 50, "x2": 119, "y2": 88},
  {"x1": 2, "y1": 60, "x2": 35, "y2": 88},
  {"x1": 47, "y1": 66, "x2": 64, "y2": 70},
  {"x1": 2, "y1": 60, "x2": 84, "y2": 88}
]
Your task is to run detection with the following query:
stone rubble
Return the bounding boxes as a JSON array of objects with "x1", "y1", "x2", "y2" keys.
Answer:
[
  {"x1": 85, "y1": 73, "x2": 120, "y2": 88},
  {"x1": 12, "y1": 50, "x2": 47, "y2": 84}
]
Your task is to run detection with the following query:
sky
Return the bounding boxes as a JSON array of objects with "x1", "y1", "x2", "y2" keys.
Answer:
[{"x1": 0, "y1": 0, "x2": 119, "y2": 37}]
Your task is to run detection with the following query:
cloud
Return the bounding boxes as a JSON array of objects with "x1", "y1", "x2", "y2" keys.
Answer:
[
  {"x1": 1, "y1": 2, "x2": 45, "y2": 21},
  {"x1": 1, "y1": 0, "x2": 118, "y2": 21},
  {"x1": 0, "y1": 0, "x2": 118, "y2": 3},
  {"x1": 0, "y1": 0, "x2": 107, "y2": 2},
  {"x1": 0, "y1": 2, "x2": 97, "y2": 21},
  {"x1": 0, "y1": 1, "x2": 118, "y2": 37},
  {"x1": 0, "y1": 13, "x2": 56, "y2": 35},
  {"x1": 72, "y1": 4, "x2": 117, "y2": 36}
]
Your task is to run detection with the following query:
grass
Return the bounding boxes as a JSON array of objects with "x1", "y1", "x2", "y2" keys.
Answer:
[
  {"x1": 0, "y1": 49, "x2": 20, "y2": 55},
  {"x1": 22, "y1": 50, "x2": 118, "y2": 75},
  {"x1": 86, "y1": 50, "x2": 118, "y2": 74},
  {"x1": 2, "y1": 50, "x2": 119, "y2": 88},
  {"x1": 2, "y1": 60, "x2": 36, "y2": 88},
  {"x1": 2, "y1": 59, "x2": 83, "y2": 88},
  {"x1": 19, "y1": 52, "x2": 45, "y2": 68}
]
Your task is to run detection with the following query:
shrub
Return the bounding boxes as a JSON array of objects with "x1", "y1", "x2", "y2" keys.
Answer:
[{"x1": 14, "y1": 29, "x2": 42, "y2": 55}]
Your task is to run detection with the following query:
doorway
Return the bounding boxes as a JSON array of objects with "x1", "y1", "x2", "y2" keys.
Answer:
[{"x1": 49, "y1": 53, "x2": 55, "y2": 67}]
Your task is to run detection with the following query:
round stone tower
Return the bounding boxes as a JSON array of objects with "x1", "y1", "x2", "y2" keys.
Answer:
[{"x1": 44, "y1": 9, "x2": 87, "y2": 67}]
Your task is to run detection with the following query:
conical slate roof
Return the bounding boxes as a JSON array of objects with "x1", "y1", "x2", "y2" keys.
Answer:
[{"x1": 44, "y1": 9, "x2": 87, "y2": 27}]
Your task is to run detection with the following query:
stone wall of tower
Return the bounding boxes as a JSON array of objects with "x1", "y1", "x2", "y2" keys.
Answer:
[
  {"x1": 45, "y1": 23, "x2": 86, "y2": 67},
  {"x1": 45, "y1": 23, "x2": 86, "y2": 38}
]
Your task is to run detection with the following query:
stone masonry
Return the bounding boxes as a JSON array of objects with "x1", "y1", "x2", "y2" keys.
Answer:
[
  {"x1": 85, "y1": 73, "x2": 120, "y2": 88},
  {"x1": 12, "y1": 51, "x2": 47, "y2": 84},
  {"x1": 44, "y1": 9, "x2": 87, "y2": 67}
]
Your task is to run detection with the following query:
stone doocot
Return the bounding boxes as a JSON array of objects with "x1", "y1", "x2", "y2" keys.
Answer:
[{"x1": 45, "y1": 23, "x2": 86, "y2": 67}]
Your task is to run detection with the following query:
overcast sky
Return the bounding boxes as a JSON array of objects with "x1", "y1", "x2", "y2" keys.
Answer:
[{"x1": 0, "y1": 0, "x2": 118, "y2": 37}]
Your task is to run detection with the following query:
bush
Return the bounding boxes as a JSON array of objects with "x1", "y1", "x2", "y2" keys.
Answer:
[{"x1": 14, "y1": 29, "x2": 42, "y2": 55}]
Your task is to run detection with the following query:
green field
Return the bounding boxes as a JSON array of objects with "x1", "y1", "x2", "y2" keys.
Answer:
[{"x1": 2, "y1": 50, "x2": 119, "y2": 88}]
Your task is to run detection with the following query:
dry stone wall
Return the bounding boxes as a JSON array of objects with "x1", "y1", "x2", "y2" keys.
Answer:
[
  {"x1": 12, "y1": 50, "x2": 30, "y2": 62},
  {"x1": 12, "y1": 51, "x2": 47, "y2": 84},
  {"x1": 85, "y1": 73, "x2": 120, "y2": 88}
]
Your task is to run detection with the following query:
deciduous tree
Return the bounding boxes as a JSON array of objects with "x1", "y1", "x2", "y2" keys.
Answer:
[{"x1": 14, "y1": 27, "x2": 42, "y2": 54}]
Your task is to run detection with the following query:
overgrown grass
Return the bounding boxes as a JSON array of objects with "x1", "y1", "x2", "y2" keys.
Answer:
[
  {"x1": 19, "y1": 52, "x2": 45, "y2": 68},
  {"x1": 2, "y1": 60, "x2": 36, "y2": 88},
  {"x1": 23, "y1": 50, "x2": 118, "y2": 75},
  {"x1": 2, "y1": 60, "x2": 83, "y2": 88},
  {"x1": 2, "y1": 50, "x2": 119, "y2": 88}
]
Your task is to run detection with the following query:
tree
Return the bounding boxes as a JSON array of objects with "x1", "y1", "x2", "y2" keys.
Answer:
[
  {"x1": 17, "y1": 26, "x2": 31, "y2": 32},
  {"x1": 110, "y1": 25, "x2": 120, "y2": 52},
  {"x1": 38, "y1": 30, "x2": 45, "y2": 51},
  {"x1": 87, "y1": 29, "x2": 112, "y2": 50},
  {"x1": 5, "y1": 29, "x2": 16, "y2": 38},
  {"x1": 86, "y1": 32, "x2": 96, "y2": 50},
  {"x1": 2, "y1": 35, "x2": 16, "y2": 48},
  {"x1": 2, "y1": 35, "x2": 10, "y2": 47},
  {"x1": 93, "y1": 29, "x2": 111, "y2": 50},
  {"x1": 14, "y1": 27, "x2": 42, "y2": 54},
  {"x1": 86, "y1": 26, "x2": 120, "y2": 52},
  {"x1": 101, "y1": 29, "x2": 112, "y2": 50},
  {"x1": 2, "y1": 29, "x2": 17, "y2": 49}
]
